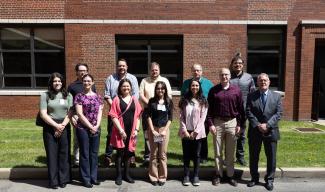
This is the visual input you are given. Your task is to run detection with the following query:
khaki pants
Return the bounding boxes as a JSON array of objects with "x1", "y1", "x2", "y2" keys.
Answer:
[
  {"x1": 148, "y1": 127, "x2": 170, "y2": 182},
  {"x1": 212, "y1": 118, "x2": 237, "y2": 178}
]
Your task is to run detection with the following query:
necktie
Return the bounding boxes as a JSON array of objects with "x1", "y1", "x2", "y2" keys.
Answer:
[{"x1": 261, "y1": 92, "x2": 266, "y2": 107}]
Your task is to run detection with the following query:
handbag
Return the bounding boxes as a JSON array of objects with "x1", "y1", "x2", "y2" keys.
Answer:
[
  {"x1": 35, "y1": 112, "x2": 46, "y2": 127},
  {"x1": 35, "y1": 92, "x2": 49, "y2": 127}
]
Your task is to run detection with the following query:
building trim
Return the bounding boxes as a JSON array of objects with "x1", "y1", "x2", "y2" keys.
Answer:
[
  {"x1": 0, "y1": 19, "x2": 287, "y2": 25},
  {"x1": 0, "y1": 90, "x2": 46, "y2": 96},
  {"x1": 301, "y1": 20, "x2": 325, "y2": 25}
]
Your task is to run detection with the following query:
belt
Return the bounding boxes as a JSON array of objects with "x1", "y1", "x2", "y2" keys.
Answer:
[{"x1": 216, "y1": 117, "x2": 235, "y2": 121}]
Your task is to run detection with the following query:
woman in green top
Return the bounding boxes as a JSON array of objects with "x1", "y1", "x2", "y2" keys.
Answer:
[{"x1": 39, "y1": 72, "x2": 73, "y2": 189}]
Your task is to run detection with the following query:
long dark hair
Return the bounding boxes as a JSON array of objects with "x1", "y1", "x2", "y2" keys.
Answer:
[
  {"x1": 47, "y1": 72, "x2": 68, "y2": 100},
  {"x1": 179, "y1": 79, "x2": 208, "y2": 109},
  {"x1": 150, "y1": 81, "x2": 173, "y2": 108},
  {"x1": 117, "y1": 78, "x2": 133, "y2": 96}
]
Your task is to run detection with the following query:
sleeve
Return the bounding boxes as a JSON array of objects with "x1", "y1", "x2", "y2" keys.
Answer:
[
  {"x1": 39, "y1": 92, "x2": 48, "y2": 110},
  {"x1": 104, "y1": 76, "x2": 111, "y2": 98},
  {"x1": 67, "y1": 93, "x2": 73, "y2": 108},
  {"x1": 167, "y1": 102, "x2": 173, "y2": 121},
  {"x1": 236, "y1": 90, "x2": 244, "y2": 127},
  {"x1": 206, "y1": 88, "x2": 214, "y2": 127},
  {"x1": 178, "y1": 107, "x2": 187, "y2": 137},
  {"x1": 74, "y1": 93, "x2": 83, "y2": 106},
  {"x1": 139, "y1": 78, "x2": 145, "y2": 95},
  {"x1": 180, "y1": 80, "x2": 189, "y2": 96},
  {"x1": 131, "y1": 75, "x2": 139, "y2": 99},
  {"x1": 246, "y1": 93, "x2": 260, "y2": 129},
  {"x1": 165, "y1": 78, "x2": 173, "y2": 99},
  {"x1": 133, "y1": 97, "x2": 143, "y2": 118},
  {"x1": 267, "y1": 94, "x2": 283, "y2": 129},
  {"x1": 108, "y1": 97, "x2": 120, "y2": 119}
]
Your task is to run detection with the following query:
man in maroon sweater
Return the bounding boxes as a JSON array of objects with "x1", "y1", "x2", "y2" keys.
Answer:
[{"x1": 207, "y1": 68, "x2": 244, "y2": 187}]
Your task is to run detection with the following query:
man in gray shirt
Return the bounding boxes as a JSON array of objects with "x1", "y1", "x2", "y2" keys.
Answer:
[
  {"x1": 229, "y1": 53, "x2": 255, "y2": 166},
  {"x1": 103, "y1": 58, "x2": 139, "y2": 167}
]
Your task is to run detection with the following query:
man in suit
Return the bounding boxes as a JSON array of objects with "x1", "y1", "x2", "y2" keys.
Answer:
[{"x1": 246, "y1": 73, "x2": 282, "y2": 191}]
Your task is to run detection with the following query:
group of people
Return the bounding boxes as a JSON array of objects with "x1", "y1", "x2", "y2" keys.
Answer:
[{"x1": 39, "y1": 53, "x2": 282, "y2": 191}]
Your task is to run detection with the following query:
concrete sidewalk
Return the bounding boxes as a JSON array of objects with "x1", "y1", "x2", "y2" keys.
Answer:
[{"x1": 1, "y1": 167, "x2": 325, "y2": 180}]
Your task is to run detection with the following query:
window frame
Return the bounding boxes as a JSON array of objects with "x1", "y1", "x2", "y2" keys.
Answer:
[
  {"x1": 116, "y1": 35, "x2": 183, "y2": 89},
  {"x1": 247, "y1": 26, "x2": 286, "y2": 91},
  {"x1": 0, "y1": 25, "x2": 65, "y2": 89}
]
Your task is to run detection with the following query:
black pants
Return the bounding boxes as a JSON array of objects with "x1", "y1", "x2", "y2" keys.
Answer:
[
  {"x1": 199, "y1": 122, "x2": 209, "y2": 160},
  {"x1": 248, "y1": 137, "x2": 277, "y2": 182},
  {"x1": 105, "y1": 117, "x2": 113, "y2": 158},
  {"x1": 236, "y1": 123, "x2": 246, "y2": 160},
  {"x1": 43, "y1": 121, "x2": 71, "y2": 187},
  {"x1": 182, "y1": 137, "x2": 202, "y2": 177},
  {"x1": 142, "y1": 109, "x2": 150, "y2": 160}
]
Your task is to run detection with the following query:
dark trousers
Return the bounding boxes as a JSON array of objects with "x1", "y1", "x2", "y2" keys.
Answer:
[
  {"x1": 248, "y1": 136, "x2": 277, "y2": 183},
  {"x1": 182, "y1": 137, "x2": 202, "y2": 177},
  {"x1": 105, "y1": 117, "x2": 113, "y2": 158},
  {"x1": 236, "y1": 123, "x2": 246, "y2": 160},
  {"x1": 142, "y1": 109, "x2": 150, "y2": 160},
  {"x1": 43, "y1": 122, "x2": 71, "y2": 187},
  {"x1": 199, "y1": 122, "x2": 209, "y2": 160},
  {"x1": 76, "y1": 128, "x2": 100, "y2": 184}
]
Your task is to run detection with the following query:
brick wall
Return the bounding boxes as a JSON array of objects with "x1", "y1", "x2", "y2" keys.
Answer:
[
  {"x1": 0, "y1": 96, "x2": 39, "y2": 119},
  {"x1": 0, "y1": 0, "x2": 65, "y2": 19}
]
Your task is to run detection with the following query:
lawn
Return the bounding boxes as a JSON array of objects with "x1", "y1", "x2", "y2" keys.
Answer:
[{"x1": 0, "y1": 119, "x2": 324, "y2": 168}]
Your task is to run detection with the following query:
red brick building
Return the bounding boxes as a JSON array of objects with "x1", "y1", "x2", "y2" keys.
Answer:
[{"x1": 0, "y1": 0, "x2": 324, "y2": 121}]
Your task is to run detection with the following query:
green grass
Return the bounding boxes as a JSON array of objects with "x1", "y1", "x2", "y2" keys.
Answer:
[{"x1": 0, "y1": 119, "x2": 325, "y2": 168}]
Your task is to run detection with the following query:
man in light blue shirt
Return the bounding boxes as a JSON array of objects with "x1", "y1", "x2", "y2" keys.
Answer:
[
  {"x1": 181, "y1": 64, "x2": 213, "y2": 163},
  {"x1": 103, "y1": 58, "x2": 139, "y2": 166}
]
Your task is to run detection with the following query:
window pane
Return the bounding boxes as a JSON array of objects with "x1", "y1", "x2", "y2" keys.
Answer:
[
  {"x1": 36, "y1": 77, "x2": 50, "y2": 88},
  {"x1": 118, "y1": 52, "x2": 148, "y2": 74},
  {"x1": 248, "y1": 33, "x2": 282, "y2": 50},
  {"x1": 151, "y1": 52, "x2": 182, "y2": 74},
  {"x1": 35, "y1": 52, "x2": 65, "y2": 74},
  {"x1": 247, "y1": 53, "x2": 279, "y2": 75},
  {"x1": 151, "y1": 39, "x2": 181, "y2": 50},
  {"x1": 34, "y1": 28, "x2": 64, "y2": 50},
  {"x1": 4, "y1": 77, "x2": 31, "y2": 87},
  {"x1": 3, "y1": 52, "x2": 31, "y2": 74},
  {"x1": 1, "y1": 28, "x2": 30, "y2": 50},
  {"x1": 117, "y1": 39, "x2": 148, "y2": 50}
]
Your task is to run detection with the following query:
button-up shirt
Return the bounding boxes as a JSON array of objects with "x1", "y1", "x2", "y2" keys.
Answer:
[
  {"x1": 104, "y1": 73, "x2": 139, "y2": 100},
  {"x1": 207, "y1": 84, "x2": 244, "y2": 127}
]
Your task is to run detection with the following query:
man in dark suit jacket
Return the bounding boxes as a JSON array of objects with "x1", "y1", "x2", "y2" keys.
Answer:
[{"x1": 246, "y1": 73, "x2": 282, "y2": 191}]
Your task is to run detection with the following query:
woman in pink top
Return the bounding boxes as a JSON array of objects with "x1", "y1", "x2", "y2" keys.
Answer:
[
  {"x1": 109, "y1": 79, "x2": 142, "y2": 185},
  {"x1": 178, "y1": 79, "x2": 208, "y2": 187}
]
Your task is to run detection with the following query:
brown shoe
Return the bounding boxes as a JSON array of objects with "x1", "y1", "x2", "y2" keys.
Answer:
[
  {"x1": 130, "y1": 156, "x2": 136, "y2": 168},
  {"x1": 212, "y1": 175, "x2": 220, "y2": 186},
  {"x1": 104, "y1": 156, "x2": 112, "y2": 167}
]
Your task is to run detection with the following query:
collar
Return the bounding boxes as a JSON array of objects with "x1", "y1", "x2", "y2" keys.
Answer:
[
  {"x1": 149, "y1": 75, "x2": 161, "y2": 82},
  {"x1": 260, "y1": 89, "x2": 269, "y2": 96}
]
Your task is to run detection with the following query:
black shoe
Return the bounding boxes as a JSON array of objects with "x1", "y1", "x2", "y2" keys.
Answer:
[
  {"x1": 91, "y1": 180, "x2": 100, "y2": 185},
  {"x1": 228, "y1": 178, "x2": 238, "y2": 187},
  {"x1": 182, "y1": 176, "x2": 190, "y2": 186},
  {"x1": 59, "y1": 183, "x2": 67, "y2": 188},
  {"x1": 158, "y1": 181, "x2": 165, "y2": 186},
  {"x1": 236, "y1": 158, "x2": 246, "y2": 166},
  {"x1": 212, "y1": 175, "x2": 220, "y2": 186},
  {"x1": 192, "y1": 176, "x2": 200, "y2": 186},
  {"x1": 49, "y1": 185, "x2": 58, "y2": 189},
  {"x1": 265, "y1": 182, "x2": 274, "y2": 191},
  {"x1": 83, "y1": 182, "x2": 93, "y2": 188},
  {"x1": 124, "y1": 175, "x2": 135, "y2": 183},
  {"x1": 151, "y1": 181, "x2": 159, "y2": 186},
  {"x1": 247, "y1": 179, "x2": 259, "y2": 187}
]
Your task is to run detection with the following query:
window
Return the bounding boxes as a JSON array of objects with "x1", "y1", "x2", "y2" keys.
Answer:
[
  {"x1": 0, "y1": 27, "x2": 65, "y2": 89},
  {"x1": 116, "y1": 35, "x2": 183, "y2": 89},
  {"x1": 247, "y1": 27, "x2": 286, "y2": 90}
]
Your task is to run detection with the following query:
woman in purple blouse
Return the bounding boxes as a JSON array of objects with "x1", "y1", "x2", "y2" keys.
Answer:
[
  {"x1": 178, "y1": 79, "x2": 208, "y2": 187},
  {"x1": 75, "y1": 74, "x2": 103, "y2": 188}
]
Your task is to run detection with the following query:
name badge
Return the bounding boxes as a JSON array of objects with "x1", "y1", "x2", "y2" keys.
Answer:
[
  {"x1": 59, "y1": 99, "x2": 65, "y2": 105},
  {"x1": 157, "y1": 104, "x2": 166, "y2": 111}
]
